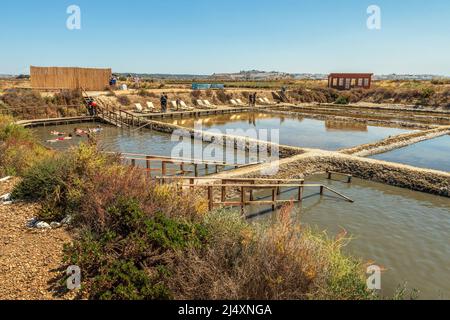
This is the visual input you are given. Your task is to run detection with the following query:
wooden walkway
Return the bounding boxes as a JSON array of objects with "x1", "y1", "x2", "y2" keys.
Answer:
[
  {"x1": 157, "y1": 176, "x2": 354, "y2": 213},
  {"x1": 116, "y1": 152, "x2": 262, "y2": 177}
]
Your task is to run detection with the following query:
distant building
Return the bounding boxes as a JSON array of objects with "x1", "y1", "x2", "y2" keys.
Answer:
[{"x1": 328, "y1": 73, "x2": 373, "y2": 90}]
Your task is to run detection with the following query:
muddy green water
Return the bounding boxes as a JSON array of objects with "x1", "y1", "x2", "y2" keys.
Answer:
[
  {"x1": 31, "y1": 122, "x2": 252, "y2": 175},
  {"x1": 162, "y1": 112, "x2": 414, "y2": 150},
  {"x1": 245, "y1": 175, "x2": 450, "y2": 299},
  {"x1": 371, "y1": 135, "x2": 450, "y2": 172}
]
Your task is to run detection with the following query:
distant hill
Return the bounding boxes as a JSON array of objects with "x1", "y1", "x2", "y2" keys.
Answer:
[{"x1": 115, "y1": 73, "x2": 210, "y2": 80}]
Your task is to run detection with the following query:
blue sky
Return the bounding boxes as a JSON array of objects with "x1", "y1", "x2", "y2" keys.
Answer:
[{"x1": 1, "y1": 0, "x2": 450, "y2": 75}]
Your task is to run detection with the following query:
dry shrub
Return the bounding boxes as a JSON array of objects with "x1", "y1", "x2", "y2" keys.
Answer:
[
  {"x1": 1, "y1": 89, "x2": 47, "y2": 108},
  {"x1": 77, "y1": 166, "x2": 205, "y2": 233},
  {"x1": 191, "y1": 90, "x2": 202, "y2": 99},
  {"x1": 117, "y1": 95, "x2": 131, "y2": 106},
  {"x1": 0, "y1": 115, "x2": 50, "y2": 176},
  {"x1": 215, "y1": 89, "x2": 232, "y2": 104},
  {"x1": 167, "y1": 202, "x2": 371, "y2": 300}
]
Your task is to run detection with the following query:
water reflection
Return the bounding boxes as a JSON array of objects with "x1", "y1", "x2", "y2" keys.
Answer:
[{"x1": 165, "y1": 112, "x2": 413, "y2": 150}]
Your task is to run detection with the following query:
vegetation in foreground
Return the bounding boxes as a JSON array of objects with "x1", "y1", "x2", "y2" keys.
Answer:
[
  {"x1": 0, "y1": 115, "x2": 50, "y2": 176},
  {"x1": 2, "y1": 116, "x2": 375, "y2": 300}
]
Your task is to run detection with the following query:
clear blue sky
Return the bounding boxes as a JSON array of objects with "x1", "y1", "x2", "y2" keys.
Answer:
[{"x1": 1, "y1": 0, "x2": 449, "y2": 75}]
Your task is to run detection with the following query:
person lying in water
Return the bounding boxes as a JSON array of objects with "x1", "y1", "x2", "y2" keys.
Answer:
[
  {"x1": 88, "y1": 126, "x2": 103, "y2": 134},
  {"x1": 46, "y1": 134, "x2": 73, "y2": 143},
  {"x1": 50, "y1": 131, "x2": 66, "y2": 136},
  {"x1": 73, "y1": 128, "x2": 89, "y2": 136}
]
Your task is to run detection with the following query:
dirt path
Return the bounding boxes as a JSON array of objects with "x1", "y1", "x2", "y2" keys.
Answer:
[{"x1": 0, "y1": 179, "x2": 73, "y2": 300}]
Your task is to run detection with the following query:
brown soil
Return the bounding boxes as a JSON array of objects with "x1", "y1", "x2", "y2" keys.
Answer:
[{"x1": 0, "y1": 179, "x2": 73, "y2": 300}]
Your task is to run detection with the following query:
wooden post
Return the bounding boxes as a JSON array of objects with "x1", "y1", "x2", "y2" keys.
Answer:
[
  {"x1": 131, "y1": 159, "x2": 136, "y2": 167},
  {"x1": 194, "y1": 164, "x2": 199, "y2": 177},
  {"x1": 327, "y1": 171, "x2": 332, "y2": 180},
  {"x1": 240, "y1": 186, "x2": 245, "y2": 215},
  {"x1": 272, "y1": 188, "x2": 277, "y2": 211},
  {"x1": 298, "y1": 186, "x2": 303, "y2": 203},
  {"x1": 190, "y1": 178, "x2": 194, "y2": 191},
  {"x1": 277, "y1": 180, "x2": 281, "y2": 195},
  {"x1": 208, "y1": 186, "x2": 214, "y2": 211},
  {"x1": 347, "y1": 175, "x2": 353, "y2": 184},
  {"x1": 146, "y1": 157, "x2": 151, "y2": 178},
  {"x1": 162, "y1": 161, "x2": 167, "y2": 176},
  {"x1": 221, "y1": 180, "x2": 227, "y2": 203},
  {"x1": 320, "y1": 186, "x2": 324, "y2": 195},
  {"x1": 250, "y1": 180, "x2": 255, "y2": 201}
]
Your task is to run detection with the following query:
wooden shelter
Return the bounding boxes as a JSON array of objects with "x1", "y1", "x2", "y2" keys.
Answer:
[
  {"x1": 30, "y1": 66, "x2": 112, "y2": 91},
  {"x1": 328, "y1": 73, "x2": 373, "y2": 90}
]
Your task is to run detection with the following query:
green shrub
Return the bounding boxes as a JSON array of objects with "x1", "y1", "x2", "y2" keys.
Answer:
[
  {"x1": 334, "y1": 96, "x2": 350, "y2": 105},
  {"x1": 11, "y1": 143, "x2": 115, "y2": 221},
  {"x1": 63, "y1": 196, "x2": 208, "y2": 300},
  {"x1": 12, "y1": 155, "x2": 69, "y2": 202}
]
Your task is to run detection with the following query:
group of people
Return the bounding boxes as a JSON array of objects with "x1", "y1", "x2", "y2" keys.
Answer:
[
  {"x1": 46, "y1": 126, "x2": 103, "y2": 144},
  {"x1": 248, "y1": 92, "x2": 258, "y2": 107}
]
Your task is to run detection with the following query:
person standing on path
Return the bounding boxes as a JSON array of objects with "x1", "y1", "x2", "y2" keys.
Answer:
[{"x1": 160, "y1": 93, "x2": 168, "y2": 113}]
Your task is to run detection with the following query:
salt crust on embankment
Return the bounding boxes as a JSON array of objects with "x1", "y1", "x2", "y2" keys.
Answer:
[
  {"x1": 212, "y1": 151, "x2": 450, "y2": 197},
  {"x1": 340, "y1": 126, "x2": 450, "y2": 157}
]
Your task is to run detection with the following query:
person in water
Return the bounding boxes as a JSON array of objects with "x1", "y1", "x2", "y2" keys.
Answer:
[
  {"x1": 51, "y1": 131, "x2": 66, "y2": 136},
  {"x1": 47, "y1": 134, "x2": 73, "y2": 143},
  {"x1": 88, "y1": 125, "x2": 103, "y2": 134},
  {"x1": 74, "y1": 128, "x2": 88, "y2": 136}
]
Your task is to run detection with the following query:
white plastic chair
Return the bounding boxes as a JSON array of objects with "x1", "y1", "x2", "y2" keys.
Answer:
[
  {"x1": 203, "y1": 100, "x2": 216, "y2": 109},
  {"x1": 197, "y1": 100, "x2": 208, "y2": 109},
  {"x1": 180, "y1": 101, "x2": 194, "y2": 110},
  {"x1": 135, "y1": 103, "x2": 144, "y2": 113}
]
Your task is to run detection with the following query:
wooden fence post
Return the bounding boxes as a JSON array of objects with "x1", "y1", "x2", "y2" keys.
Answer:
[
  {"x1": 208, "y1": 186, "x2": 214, "y2": 211},
  {"x1": 240, "y1": 187, "x2": 245, "y2": 215}
]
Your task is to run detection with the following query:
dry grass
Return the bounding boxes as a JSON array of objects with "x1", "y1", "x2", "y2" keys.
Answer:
[{"x1": 168, "y1": 202, "x2": 372, "y2": 300}]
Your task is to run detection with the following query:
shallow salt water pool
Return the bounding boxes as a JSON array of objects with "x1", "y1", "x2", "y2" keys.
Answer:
[
  {"x1": 244, "y1": 175, "x2": 450, "y2": 299},
  {"x1": 370, "y1": 135, "x2": 450, "y2": 172},
  {"x1": 163, "y1": 112, "x2": 415, "y2": 150}
]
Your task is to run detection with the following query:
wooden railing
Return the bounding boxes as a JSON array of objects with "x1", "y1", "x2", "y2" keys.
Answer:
[
  {"x1": 117, "y1": 153, "x2": 261, "y2": 177},
  {"x1": 156, "y1": 176, "x2": 354, "y2": 213},
  {"x1": 326, "y1": 171, "x2": 353, "y2": 183}
]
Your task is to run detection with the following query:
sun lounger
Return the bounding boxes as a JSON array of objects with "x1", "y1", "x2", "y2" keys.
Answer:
[
  {"x1": 258, "y1": 97, "x2": 267, "y2": 104},
  {"x1": 135, "y1": 103, "x2": 144, "y2": 113},
  {"x1": 203, "y1": 100, "x2": 216, "y2": 109},
  {"x1": 180, "y1": 101, "x2": 194, "y2": 111},
  {"x1": 196, "y1": 100, "x2": 209, "y2": 109},
  {"x1": 146, "y1": 101, "x2": 158, "y2": 112},
  {"x1": 235, "y1": 99, "x2": 246, "y2": 106},
  {"x1": 171, "y1": 101, "x2": 179, "y2": 110},
  {"x1": 263, "y1": 97, "x2": 274, "y2": 104},
  {"x1": 230, "y1": 99, "x2": 238, "y2": 106}
]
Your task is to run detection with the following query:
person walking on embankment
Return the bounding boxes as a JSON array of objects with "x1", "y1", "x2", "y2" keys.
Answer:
[
  {"x1": 253, "y1": 92, "x2": 258, "y2": 107},
  {"x1": 160, "y1": 93, "x2": 168, "y2": 113}
]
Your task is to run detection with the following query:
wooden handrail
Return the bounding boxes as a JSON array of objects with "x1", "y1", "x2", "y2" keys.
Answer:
[
  {"x1": 326, "y1": 171, "x2": 353, "y2": 183},
  {"x1": 178, "y1": 182, "x2": 353, "y2": 213},
  {"x1": 156, "y1": 176, "x2": 305, "y2": 183}
]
